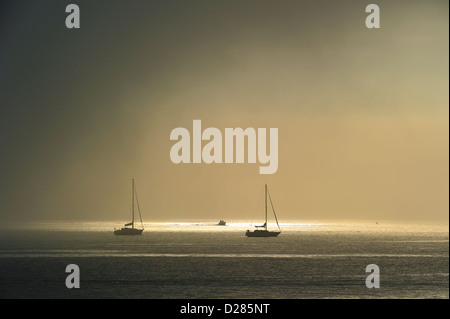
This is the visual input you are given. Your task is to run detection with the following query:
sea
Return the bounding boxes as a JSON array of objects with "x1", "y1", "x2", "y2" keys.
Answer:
[{"x1": 0, "y1": 220, "x2": 448, "y2": 299}]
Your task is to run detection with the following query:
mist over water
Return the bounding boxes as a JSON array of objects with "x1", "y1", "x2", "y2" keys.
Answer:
[{"x1": 0, "y1": 220, "x2": 448, "y2": 298}]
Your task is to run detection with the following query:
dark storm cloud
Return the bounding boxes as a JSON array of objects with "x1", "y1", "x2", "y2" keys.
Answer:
[{"x1": 0, "y1": 0, "x2": 448, "y2": 222}]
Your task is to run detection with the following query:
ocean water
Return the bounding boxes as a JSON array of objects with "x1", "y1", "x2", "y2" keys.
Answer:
[{"x1": 0, "y1": 220, "x2": 448, "y2": 299}]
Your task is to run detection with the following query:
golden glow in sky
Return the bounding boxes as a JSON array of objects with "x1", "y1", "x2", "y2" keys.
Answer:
[{"x1": 0, "y1": 1, "x2": 447, "y2": 222}]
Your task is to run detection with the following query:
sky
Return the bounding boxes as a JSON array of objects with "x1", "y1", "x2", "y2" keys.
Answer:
[{"x1": 0, "y1": 0, "x2": 448, "y2": 223}]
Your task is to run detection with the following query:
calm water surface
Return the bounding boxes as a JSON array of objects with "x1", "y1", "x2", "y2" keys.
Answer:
[{"x1": 0, "y1": 221, "x2": 448, "y2": 298}]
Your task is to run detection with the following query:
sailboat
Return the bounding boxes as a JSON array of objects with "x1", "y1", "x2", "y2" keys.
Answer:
[
  {"x1": 246, "y1": 184, "x2": 281, "y2": 237},
  {"x1": 114, "y1": 178, "x2": 144, "y2": 235}
]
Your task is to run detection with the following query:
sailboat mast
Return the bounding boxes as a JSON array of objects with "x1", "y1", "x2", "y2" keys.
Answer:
[
  {"x1": 265, "y1": 184, "x2": 267, "y2": 230},
  {"x1": 131, "y1": 178, "x2": 135, "y2": 229}
]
